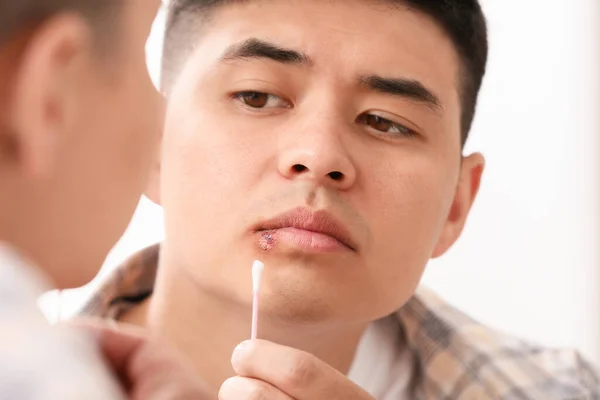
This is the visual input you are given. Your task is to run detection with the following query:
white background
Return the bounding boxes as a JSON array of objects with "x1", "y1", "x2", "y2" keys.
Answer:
[{"x1": 41, "y1": 0, "x2": 600, "y2": 364}]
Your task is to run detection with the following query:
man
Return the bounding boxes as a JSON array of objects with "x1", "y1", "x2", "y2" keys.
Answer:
[
  {"x1": 0, "y1": 0, "x2": 209, "y2": 398},
  {"x1": 82, "y1": 0, "x2": 600, "y2": 398}
]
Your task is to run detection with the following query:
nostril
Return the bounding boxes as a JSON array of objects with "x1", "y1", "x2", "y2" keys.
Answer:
[
  {"x1": 328, "y1": 171, "x2": 344, "y2": 181},
  {"x1": 292, "y1": 164, "x2": 308, "y2": 173}
]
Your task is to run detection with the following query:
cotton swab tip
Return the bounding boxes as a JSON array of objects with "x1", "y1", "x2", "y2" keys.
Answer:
[{"x1": 252, "y1": 260, "x2": 264, "y2": 292}]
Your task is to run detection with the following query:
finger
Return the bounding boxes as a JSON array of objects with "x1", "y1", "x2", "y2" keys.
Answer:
[
  {"x1": 73, "y1": 319, "x2": 211, "y2": 399},
  {"x1": 73, "y1": 321, "x2": 178, "y2": 384},
  {"x1": 219, "y1": 376, "x2": 294, "y2": 400},
  {"x1": 231, "y1": 340, "x2": 369, "y2": 400},
  {"x1": 71, "y1": 319, "x2": 147, "y2": 378}
]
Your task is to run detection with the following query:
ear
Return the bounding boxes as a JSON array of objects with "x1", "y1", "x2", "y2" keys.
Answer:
[
  {"x1": 6, "y1": 13, "x2": 90, "y2": 177},
  {"x1": 431, "y1": 152, "x2": 485, "y2": 258},
  {"x1": 144, "y1": 140, "x2": 163, "y2": 205}
]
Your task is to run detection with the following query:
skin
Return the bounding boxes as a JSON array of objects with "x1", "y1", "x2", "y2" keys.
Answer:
[
  {"x1": 124, "y1": 0, "x2": 485, "y2": 397},
  {"x1": 0, "y1": 0, "x2": 162, "y2": 288}
]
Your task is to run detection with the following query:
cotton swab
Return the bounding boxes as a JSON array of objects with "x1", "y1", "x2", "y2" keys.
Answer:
[{"x1": 251, "y1": 260, "x2": 264, "y2": 340}]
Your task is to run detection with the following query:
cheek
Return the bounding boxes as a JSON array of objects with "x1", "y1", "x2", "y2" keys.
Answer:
[
  {"x1": 374, "y1": 173, "x2": 450, "y2": 243},
  {"x1": 160, "y1": 109, "x2": 262, "y2": 235},
  {"x1": 369, "y1": 152, "x2": 453, "y2": 232},
  {"x1": 107, "y1": 91, "x2": 157, "y2": 203},
  {"x1": 361, "y1": 155, "x2": 455, "y2": 298}
]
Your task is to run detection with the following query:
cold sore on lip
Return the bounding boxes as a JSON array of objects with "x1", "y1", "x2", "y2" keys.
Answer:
[{"x1": 259, "y1": 231, "x2": 276, "y2": 251}]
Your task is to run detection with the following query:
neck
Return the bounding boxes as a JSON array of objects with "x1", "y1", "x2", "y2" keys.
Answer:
[
  {"x1": 0, "y1": 184, "x2": 35, "y2": 267},
  {"x1": 0, "y1": 173, "x2": 79, "y2": 289},
  {"x1": 0, "y1": 179, "x2": 55, "y2": 286},
  {"x1": 125, "y1": 259, "x2": 367, "y2": 397}
]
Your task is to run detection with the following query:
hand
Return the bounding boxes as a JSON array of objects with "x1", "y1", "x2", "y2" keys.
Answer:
[
  {"x1": 220, "y1": 339, "x2": 375, "y2": 400},
  {"x1": 75, "y1": 320, "x2": 211, "y2": 400}
]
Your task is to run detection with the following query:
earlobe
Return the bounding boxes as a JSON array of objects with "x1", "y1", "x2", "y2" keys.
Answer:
[
  {"x1": 431, "y1": 153, "x2": 485, "y2": 258},
  {"x1": 7, "y1": 13, "x2": 90, "y2": 177}
]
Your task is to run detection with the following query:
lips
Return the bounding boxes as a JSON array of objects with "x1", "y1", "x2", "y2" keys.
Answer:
[{"x1": 254, "y1": 208, "x2": 356, "y2": 252}]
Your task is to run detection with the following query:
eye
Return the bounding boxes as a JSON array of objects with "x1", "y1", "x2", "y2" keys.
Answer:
[
  {"x1": 356, "y1": 113, "x2": 416, "y2": 138},
  {"x1": 232, "y1": 91, "x2": 289, "y2": 109}
]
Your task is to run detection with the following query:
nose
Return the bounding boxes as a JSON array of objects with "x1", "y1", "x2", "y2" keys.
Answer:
[{"x1": 277, "y1": 118, "x2": 357, "y2": 190}]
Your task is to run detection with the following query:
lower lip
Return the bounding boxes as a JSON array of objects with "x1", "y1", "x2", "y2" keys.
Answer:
[{"x1": 259, "y1": 228, "x2": 350, "y2": 253}]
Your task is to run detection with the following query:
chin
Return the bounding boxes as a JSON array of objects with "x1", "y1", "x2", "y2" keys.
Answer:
[
  {"x1": 254, "y1": 267, "x2": 361, "y2": 324},
  {"x1": 259, "y1": 288, "x2": 341, "y2": 324}
]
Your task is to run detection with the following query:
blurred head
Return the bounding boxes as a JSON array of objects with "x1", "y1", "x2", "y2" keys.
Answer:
[
  {"x1": 151, "y1": 0, "x2": 488, "y2": 326},
  {"x1": 0, "y1": 0, "x2": 163, "y2": 288}
]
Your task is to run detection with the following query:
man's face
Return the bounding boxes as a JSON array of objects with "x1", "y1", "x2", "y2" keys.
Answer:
[{"x1": 157, "y1": 0, "x2": 481, "y2": 324}]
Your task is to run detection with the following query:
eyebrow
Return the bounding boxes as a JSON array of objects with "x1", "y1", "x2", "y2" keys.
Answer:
[
  {"x1": 219, "y1": 38, "x2": 442, "y2": 112},
  {"x1": 220, "y1": 38, "x2": 310, "y2": 65},
  {"x1": 359, "y1": 75, "x2": 443, "y2": 112}
]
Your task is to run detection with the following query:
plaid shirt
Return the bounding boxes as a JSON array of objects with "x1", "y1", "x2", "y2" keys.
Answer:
[{"x1": 80, "y1": 244, "x2": 600, "y2": 400}]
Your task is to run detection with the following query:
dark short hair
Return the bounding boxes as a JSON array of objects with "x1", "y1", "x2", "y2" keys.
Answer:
[
  {"x1": 0, "y1": 0, "x2": 120, "y2": 50},
  {"x1": 163, "y1": 0, "x2": 488, "y2": 146}
]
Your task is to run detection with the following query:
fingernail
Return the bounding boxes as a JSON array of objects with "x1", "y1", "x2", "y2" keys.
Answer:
[{"x1": 231, "y1": 341, "x2": 250, "y2": 367}]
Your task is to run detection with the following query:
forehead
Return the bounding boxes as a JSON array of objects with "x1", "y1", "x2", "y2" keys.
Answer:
[{"x1": 176, "y1": 0, "x2": 461, "y2": 113}]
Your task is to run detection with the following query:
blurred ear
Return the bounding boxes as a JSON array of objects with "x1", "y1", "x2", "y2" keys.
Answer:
[
  {"x1": 431, "y1": 153, "x2": 485, "y2": 258},
  {"x1": 5, "y1": 13, "x2": 90, "y2": 177}
]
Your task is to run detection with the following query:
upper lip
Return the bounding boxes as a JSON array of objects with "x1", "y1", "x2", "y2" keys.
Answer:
[{"x1": 255, "y1": 207, "x2": 357, "y2": 251}]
